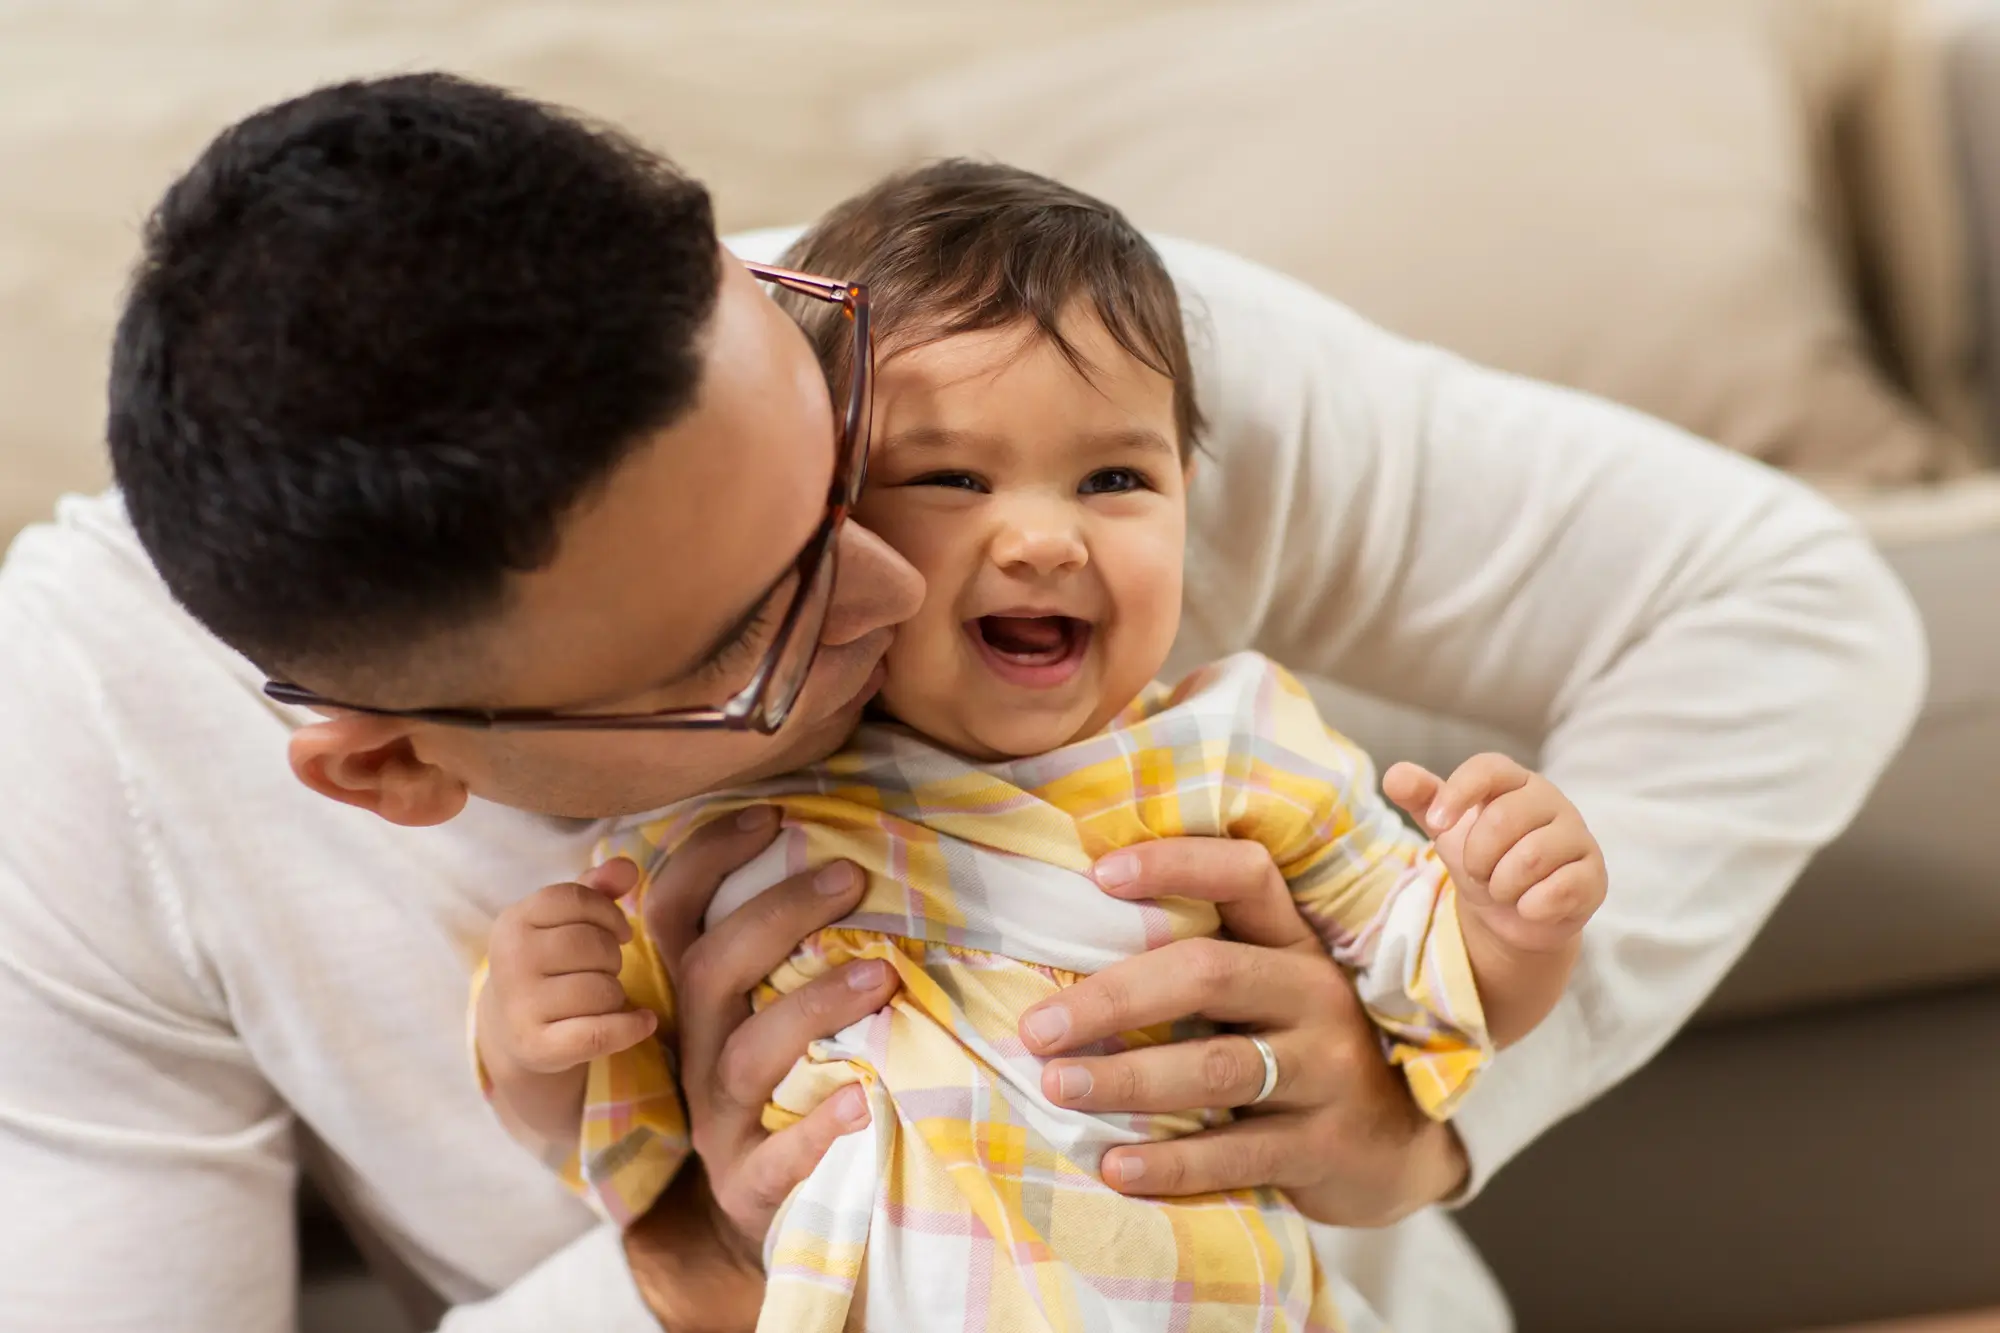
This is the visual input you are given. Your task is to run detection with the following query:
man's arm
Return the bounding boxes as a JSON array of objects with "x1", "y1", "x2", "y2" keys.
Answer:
[
  {"x1": 0, "y1": 581, "x2": 683, "y2": 1333},
  {"x1": 1163, "y1": 236, "x2": 1926, "y2": 1189},
  {"x1": 0, "y1": 598, "x2": 303, "y2": 1330}
]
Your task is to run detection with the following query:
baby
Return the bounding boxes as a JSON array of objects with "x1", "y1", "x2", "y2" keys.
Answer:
[{"x1": 473, "y1": 161, "x2": 1607, "y2": 1332}]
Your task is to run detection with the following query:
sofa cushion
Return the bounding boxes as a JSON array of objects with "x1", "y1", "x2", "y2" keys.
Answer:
[
  {"x1": 1705, "y1": 508, "x2": 2000, "y2": 1017},
  {"x1": 1294, "y1": 486, "x2": 2000, "y2": 1024},
  {"x1": 0, "y1": 0, "x2": 1217, "y2": 546},
  {"x1": 1823, "y1": 471, "x2": 2000, "y2": 546},
  {"x1": 863, "y1": 0, "x2": 1984, "y2": 487},
  {"x1": 1946, "y1": 0, "x2": 2000, "y2": 454},
  {"x1": 1461, "y1": 983, "x2": 2000, "y2": 1330},
  {"x1": 1287, "y1": 467, "x2": 2000, "y2": 1022},
  {"x1": 1783, "y1": 0, "x2": 1990, "y2": 466}
]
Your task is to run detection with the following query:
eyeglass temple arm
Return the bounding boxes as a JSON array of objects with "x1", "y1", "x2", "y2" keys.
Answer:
[{"x1": 742, "y1": 260, "x2": 854, "y2": 303}]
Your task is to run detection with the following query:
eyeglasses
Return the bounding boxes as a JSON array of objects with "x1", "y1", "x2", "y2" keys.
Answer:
[{"x1": 262, "y1": 260, "x2": 872, "y2": 735}]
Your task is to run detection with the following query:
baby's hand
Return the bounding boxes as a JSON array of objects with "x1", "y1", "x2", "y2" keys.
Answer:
[
  {"x1": 1384, "y1": 754, "x2": 1606, "y2": 954},
  {"x1": 478, "y1": 857, "x2": 658, "y2": 1077}
]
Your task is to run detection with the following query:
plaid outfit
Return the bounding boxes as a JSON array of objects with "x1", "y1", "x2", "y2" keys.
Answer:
[{"x1": 474, "y1": 652, "x2": 1490, "y2": 1331}]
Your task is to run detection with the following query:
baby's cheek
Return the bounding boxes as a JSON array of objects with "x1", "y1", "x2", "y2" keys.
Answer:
[
  {"x1": 1116, "y1": 567, "x2": 1186, "y2": 684},
  {"x1": 855, "y1": 496, "x2": 954, "y2": 571},
  {"x1": 875, "y1": 632, "x2": 959, "y2": 734}
]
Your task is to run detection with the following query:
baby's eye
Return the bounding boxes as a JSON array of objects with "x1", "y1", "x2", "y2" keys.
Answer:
[
  {"x1": 910, "y1": 471, "x2": 988, "y2": 493},
  {"x1": 1079, "y1": 467, "x2": 1149, "y2": 496}
]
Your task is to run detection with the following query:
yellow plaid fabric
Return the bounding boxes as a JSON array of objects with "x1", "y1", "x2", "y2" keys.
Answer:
[{"x1": 481, "y1": 652, "x2": 1489, "y2": 1332}]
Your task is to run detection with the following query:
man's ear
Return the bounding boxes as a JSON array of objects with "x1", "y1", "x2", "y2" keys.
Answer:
[{"x1": 288, "y1": 716, "x2": 470, "y2": 828}]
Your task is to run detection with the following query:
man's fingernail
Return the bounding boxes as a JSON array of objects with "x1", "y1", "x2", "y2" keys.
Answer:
[
  {"x1": 1427, "y1": 804, "x2": 1448, "y2": 830},
  {"x1": 737, "y1": 805, "x2": 778, "y2": 832},
  {"x1": 1055, "y1": 1066, "x2": 1092, "y2": 1100},
  {"x1": 1022, "y1": 1006, "x2": 1070, "y2": 1047},
  {"x1": 1114, "y1": 1155, "x2": 1145, "y2": 1185},
  {"x1": 837, "y1": 1085, "x2": 870, "y2": 1128},
  {"x1": 815, "y1": 862, "x2": 860, "y2": 896},
  {"x1": 847, "y1": 960, "x2": 889, "y2": 991},
  {"x1": 1093, "y1": 852, "x2": 1139, "y2": 888}
]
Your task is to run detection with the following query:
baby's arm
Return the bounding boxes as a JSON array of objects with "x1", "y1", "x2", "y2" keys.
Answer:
[
  {"x1": 473, "y1": 858, "x2": 659, "y2": 1160},
  {"x1": 1382, "y1": 755, "x2": 1607, "y2": 1047},
  {"x1": 1235, "y1": 658, "x2": 1599, "y2": 1111}
]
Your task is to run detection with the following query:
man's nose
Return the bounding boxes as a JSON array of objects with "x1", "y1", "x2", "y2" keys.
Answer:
[
  {"x1": 989, "y1": 499, "x2": 1088, "y2": 577},
  {"x1": 819, "y1": 518, "x2": 924, "y2": 647}
]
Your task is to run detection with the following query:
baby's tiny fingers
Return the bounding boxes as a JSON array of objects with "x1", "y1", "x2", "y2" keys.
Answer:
[
  {"x1": 529, "y1": 970, "x2": 629, "y2": 1024},
  {"x1": 1459, "y1": 784, "x2": 1560, "y2": 884},
  {"x1": 1483, "y1": 822, "x2": 1579, "y2": 907},
  {"x1": 527, "y1": 921, "x2": 627, "y2": 977},
  {"x1": 579, "y1": 857, "x2": 640, "y2": 898},
  {"x1": 1382, "y1": 762, "x2": 1443, "y2": 827},
  {"x1": 523, "y1": 880, "x2": 633, "y2": 941},
  {"x1": 1429, "y1": 753, "x2": 1531, "y2": 832},
  {"x1": 529, "y1": 1008, "x2": 659, "y2": 1071},
  {"x1": 1514, "y1": 858, "x2": 1606, "y2": 925}
]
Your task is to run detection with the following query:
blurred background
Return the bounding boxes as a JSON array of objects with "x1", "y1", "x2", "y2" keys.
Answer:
[{"x1": 3, "y1": 2, "x2": 1997, "y2": 1331}]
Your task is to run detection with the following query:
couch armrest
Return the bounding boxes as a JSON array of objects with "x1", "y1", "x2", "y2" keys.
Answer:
[{"x1": 1787, "y1": 0, "x2": 1986, "y2": 465}]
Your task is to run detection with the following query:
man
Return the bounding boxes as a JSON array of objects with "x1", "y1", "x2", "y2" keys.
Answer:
[{"x1": 0, "y1": 74, "x2": 1923, "y2": 1333}]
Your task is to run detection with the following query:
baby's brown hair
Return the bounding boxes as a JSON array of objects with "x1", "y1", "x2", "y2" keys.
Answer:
[{"x1": 777, "y1": 159, "x2": 1203, "y2": 458}]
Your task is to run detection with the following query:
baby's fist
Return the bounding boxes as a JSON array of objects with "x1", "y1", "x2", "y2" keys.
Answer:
[
  {"x1": 1384, "y1": 754, "x2": 1606, "y2": 954},
  {"x1": 478, "y1": 857, "x2": 657, "y2": 1076}
]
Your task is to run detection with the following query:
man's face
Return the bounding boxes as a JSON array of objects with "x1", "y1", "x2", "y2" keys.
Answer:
[{"x1": 298, "y1": 254, "x2": 924, "y2": 821}]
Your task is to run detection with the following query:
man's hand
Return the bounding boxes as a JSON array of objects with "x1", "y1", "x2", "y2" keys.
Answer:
[
  {"x1": 477, "y1": 856, "x2": 656, "y2": 1079},
  {"x1": 623, "y1": 806, "x2": 902, "y2": 1321},
  {"x1": 1018, "y1": 837, "x2": 1468, "y2": 1228},
  {"x1": 1384, "y1": 753, "x2": 1606, "y2": 955},
  {"x1": 620, "y1": 1161, "x2": 767, "y2": 1333}
]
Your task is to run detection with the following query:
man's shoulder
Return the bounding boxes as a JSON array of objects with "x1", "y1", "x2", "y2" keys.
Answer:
[
  {"x1": 1150, "y1": 235, "x2": 1402, "y2": 366},
  {"x1": 0, "y1": 489, "x2": 269, "y2": 832},
  {"x1": 1150, "y1": 236, "x2": 1339, "y2": 316},
  {"x1": 0, "y1": 490, "x2": 245, "y2": 691},
  {"x1": 0, "y1": 495, "x2": 231, "y2": 1007},
  {"x1": 5, "y1": 491, "x2": 168, "y2": 635}
]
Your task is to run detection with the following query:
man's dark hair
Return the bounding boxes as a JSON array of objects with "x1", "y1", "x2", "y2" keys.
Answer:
[
  {"x1": 107, "y1": 73, "x2": 721, "y2": 679},
  {"x1": 779, "y1": 159, "x2": 1203, "y2": 457}
]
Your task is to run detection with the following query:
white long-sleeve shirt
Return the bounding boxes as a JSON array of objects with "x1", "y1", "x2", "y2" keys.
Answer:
[{"x1": 0, "y1": 235, "x2": 1925, "y2": 1333}]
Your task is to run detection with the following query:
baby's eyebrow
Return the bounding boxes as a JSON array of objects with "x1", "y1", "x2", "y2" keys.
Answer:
[
  {"x1": 877, "y1": 426, "x2": 1175, "y2": 456},
  {"x1": 1088, "y1": 427, "x2": 1177, "y2": 458},
  {"x1": 875, "y1": 425, "x2": 1003, "y2": 453}
]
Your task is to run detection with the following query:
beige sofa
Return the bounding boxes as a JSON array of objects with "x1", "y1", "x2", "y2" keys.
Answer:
[{"x1": 3, "y1": 3, "x2": 1996, "y2": 1330}]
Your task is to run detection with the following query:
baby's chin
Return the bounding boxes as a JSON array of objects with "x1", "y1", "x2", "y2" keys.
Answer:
[
  {"x1": 965, "y1": 718, "x2": 1095, "y2": 762},
  {"x1": 875, "y1": 689, "x2": 1093, "y2": 763}
]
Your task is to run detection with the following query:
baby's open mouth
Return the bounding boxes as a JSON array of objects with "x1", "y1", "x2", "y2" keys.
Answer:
[
  {"x1": 979, "y1": 615, "x2": 1083, "y2": 661},
  {"x1": 967, "y1": 614, "x2": 1093, "y2": 688}
]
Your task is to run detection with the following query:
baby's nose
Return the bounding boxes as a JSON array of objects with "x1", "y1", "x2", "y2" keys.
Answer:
[{"x1": 991, "y1": 515, "x2": 1087, "y2": 575}]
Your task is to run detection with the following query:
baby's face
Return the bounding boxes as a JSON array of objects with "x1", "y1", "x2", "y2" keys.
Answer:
[{"x1": 853, "y1": 309, "x2": 1188, "y2": 760}]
